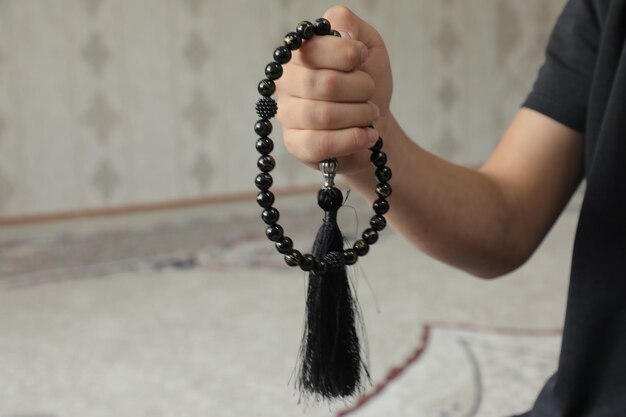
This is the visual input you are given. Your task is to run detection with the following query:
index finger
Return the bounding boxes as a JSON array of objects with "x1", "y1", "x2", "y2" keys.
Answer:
[{"x1": 289, "y1": 35, "x2": 369, "y2": 72}]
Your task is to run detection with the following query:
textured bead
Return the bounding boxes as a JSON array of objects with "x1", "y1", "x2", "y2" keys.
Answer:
[
  {"x1": 255, "y1": 173, "x2": 273, "y2": 190},
  {"x1": 323, "y1": 251, "x2": 346, "y2": 272},
  {"x1": 276, "y1": 237, "x2": 294, "y2": 255},
  {"x1": 266, "y1": 224, "x2": 284, "y2": 242},
  {"x1": 370, "y1": 215, "x2": 387, "y2": 231},
  {"x1": 296, "y1": 21, "x2": 314, "y2": 40},
  {"x1": 362, "y1": 228, "x2": 379, "y2": 245},
  {"x1": 285, "y1": 250, "x2": 303, "y2": 267},
  {"x1": 343, "y1": 248, "x2": 358, "y2": 266},
  {"x1": 265, "y1": 61, "x2": 283, "y2": 80},
  {"x1": 370, "y1": 151, "x2": 387, "y2": 168},
  {"x1": 313, "y1": 18, "x2": 331, "y2": 35},
  {"x1": 254, "y1": 119, "x2": 273, "y2": 136},
  {"x1": 300, "y1": 254, "x2": 315, "y2": 272},
  {"x1": 353, "y1": 239, "x2": 370, "y2": 256},
  {"x1": 255, "y1": 97, "x2": 278, "y2": 119},
  {"x1": 255, "y1": 137, "x2": 274, "y2": 155},
  {"x1": 373, "y1": 198, "x2": 390, "y2": 215},
  {"x1": 256, "y1": 191, "x2": 275, "y2": 208},
  {"x1": 376, "y1": 182, "x2": 392, "y2": 198},
  {"x1": 262, "y1": 207, "x2": 280, "y2": 225},
  {"x1": 284, "y1": 32, "x2": 302, "y2": 50},
  {"x1": 375, "y1": 166, "x2": 393, "y2": 182},
  {"x1": 257, "y1": 155, "x2": 276, "y2": 173},
  {"x1": 257, "y1": 79, "x2": 276, "y2": 97},
  {"x1": 273, "y1": 45, "x2": 292, "y2": 64}
]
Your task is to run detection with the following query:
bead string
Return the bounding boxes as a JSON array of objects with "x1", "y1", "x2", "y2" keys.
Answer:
[{"x1": 254, "y1": 18, "x2": 392, "y2": 276}]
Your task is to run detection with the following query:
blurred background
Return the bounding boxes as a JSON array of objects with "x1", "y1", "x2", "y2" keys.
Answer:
[{"x1": 0, "y1": 1, "x2": 577, "y2": 416}]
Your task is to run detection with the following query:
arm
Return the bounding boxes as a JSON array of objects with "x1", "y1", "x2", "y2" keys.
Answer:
[{"x1": 276, "y1": 6, "x2": 583, "y2": 278}]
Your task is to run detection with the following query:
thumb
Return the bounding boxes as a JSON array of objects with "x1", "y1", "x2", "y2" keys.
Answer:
[{"x1": 323, "y1": 5, "x2": 384, "y2": 49}]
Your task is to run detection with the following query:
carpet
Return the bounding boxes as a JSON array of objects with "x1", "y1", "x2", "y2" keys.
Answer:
[{"x1": 0, "y1": 193, "x2": 578, "y2": 417}]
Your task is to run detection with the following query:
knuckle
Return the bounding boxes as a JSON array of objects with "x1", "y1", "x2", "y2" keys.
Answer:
[
  {"x1": 345, "y1": 44, "x2": 360, "y2": 68},
  {"x1": 316, "y1": 103, "x2": 334, "y2": 127},
  {"x1": 317, "y1": 72, "x2": 338, "y2": 98}
]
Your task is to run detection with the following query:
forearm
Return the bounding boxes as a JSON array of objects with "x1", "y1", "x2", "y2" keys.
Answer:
[{"x1": 344, "y1": 115, "x2": 525, "y2": 278}]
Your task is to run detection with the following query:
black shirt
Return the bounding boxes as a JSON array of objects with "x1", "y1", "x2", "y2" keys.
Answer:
[{"x1": 518, "y1": 1, "x2": 626, "y2": 416}]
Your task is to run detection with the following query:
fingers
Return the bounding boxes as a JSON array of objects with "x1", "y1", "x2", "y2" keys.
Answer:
[
  {"x1": 278, "y1": 97, "x2": 379, "y2": 130},
  {"x1": 290, "y1": 35, "x2": 369, "y2": 72},
  {"x1": 283, "y1": 127, "x2": 379, "y2": 164},
  {"x1": 277, "y1": 67, "x2": 375, "y2": 102}
]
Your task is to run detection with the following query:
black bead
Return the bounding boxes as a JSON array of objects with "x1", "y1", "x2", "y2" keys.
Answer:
[
  {"x1": 370, "y1": 151, "x2": 387, "y2": 167},
  {"x1": 376, "y1": 182, "x2": 392, "y2": 198},
  {"x1": 262, "y1": 207, "x2": 280, "y2": 225},
  {"x1": 285, "y1": 250, "x2": 303, "y2": 267},
  {"x1": 255, "y1": 97, "x2": 278, "y2": 119},
  {"x1": 313, "y1": 259, "x2": 328, "y2": 276},
  {"x1": 276, "y1": 237, "x2": 294, "y2": 254},
  {"x1": 266, "y1": 224, "x2": 284, "y2": 242},
  {"x1": 353, "y1": 239, "x2": 370, "y2": 256},
  {"x1": 257, "y1": 79, "x2": 275, "y2": 97},
  {"x1": 375, "y1": 166, "x2": 393, "y2": 182},
  {"x1": 265, "y1": 61, "x2": 283, "y2": 80},
  {"x1": 369, "y1": 137, "x2": 383, "y2": 152},
  {"x1": 373, "y1": 198, "x2": 390, "y2": 215},
  {"x1": 313, "y1": 18, "x2": 331, "y2": 35},
  {"x1": 370, "y1": 214, "x2": 387, "y2": 231},
  {"x1": 317, "y1": 187, "x2": 343, "y2": 211},
  {"x1": 254, "y1": 119, "x2": 273, "y2": 136},
  {"x1": 256, "y1": 191, "x2": 274, "y2": 208},
  {"x1": 257, "y1": 155, "x2": 276, "y2": 172},
  {"x1": 255, "y1": 173, "x2": 273, "y2": 190},
  {"x1": 296, "y1": 21, "x2": 314, "y2": 40},
  {"x1": 362, "y1": 228, "x2": 379, "y2": 245},
  {"x1": 300, "y1": 254, "x2": 315, "y2": 272},
  {"x1": 255, "y1": 137, "x2": 274, "y2": 155},
  {"x1": 330, "y1": 29, "x2": 341, "y2": 37},
  {"x1": 343, "y1": 249, "x2": 358, "y2": 266},
  {"x1": 273, "y1": 46, "x2": 292, "y2": 64},
  {"x1": 284, "y1": 32, "x2": 302, "y2": 50}
]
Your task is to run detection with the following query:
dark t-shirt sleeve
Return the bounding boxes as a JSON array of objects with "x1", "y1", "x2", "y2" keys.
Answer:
[{"x1": 523, "y1": 0, "x2": 600, "y2": 133}]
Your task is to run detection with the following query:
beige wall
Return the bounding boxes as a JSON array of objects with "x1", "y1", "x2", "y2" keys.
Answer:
[{"x1": 0, "y1": 0, "x2": 566, "y2": 218}]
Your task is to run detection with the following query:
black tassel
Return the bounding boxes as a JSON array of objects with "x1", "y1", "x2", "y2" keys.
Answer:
[{"x1": 296, "y1": 183, "x2": 370, "y2": 401}]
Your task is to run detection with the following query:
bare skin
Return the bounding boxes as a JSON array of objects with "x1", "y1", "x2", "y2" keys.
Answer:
[{"x1": 276, "y1": 6, "x2": 584, "y2": 278}]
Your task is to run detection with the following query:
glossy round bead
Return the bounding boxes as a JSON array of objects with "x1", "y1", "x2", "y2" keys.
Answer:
[
  {"x1": 285, "y1": 250, "x2": 303, "y2": 267},
  {"x1": 256, "y1": 191, "x2": 274, "y2": 208},
  {"x1": 276, "y1": 237, "x2": 294, "y2": 255},
  {"x1": 353, "y1": 239, "x2": 370, "y2": 256},
  {"x1": 370, "y1": 151, "x2": 387, "y2": 168},
  {"x1": 375, "y1": 166, "x2": 393, "y2": 182},
  {"x1": 266, "y1": 224, "x2": 284, "y2": 242},
  {"x1": 284, "y1": 32, "x2": 302, "y2": 50},
  {"x1": 373, "y1": 198, "x2": 390, "y2": 215},
  {"x1": 343, "y1": 248, "x2": 358, "y2": 266},
  {"x1": 313, "y1": 259, "x2": 328, "y2": 276},
  {"x1": 255, "y1": 137, "x2": 274, "y2": 155},
  {"x1": 299, "y1": 254, "x2": 315, "y2": 272},
  {"x1": 370, "y1": 215, "x2": 387, "y2": 231},
  {"x1": 265, "y1": 61, "x2": 283, "y2": 80},
  {"x1": 362, "y1": 228, "x2": 379, "y2": 245},
  {"x1": 273, "y1": 45, "x2": 292, "y2": 64},
  {"x1": 254, "y1": 119, "x2": 273, "y2": 136},
  {"x1": 257, "y1": 79, "x2": 275, "y2": 97},
  {"x1": 369, "y1": 137, "x2": 383, "y2": 152},
  {"x1": 313, "y1": 18, "x2": 331, "y2": 35},
  {"x1": 376, "y1": 182, "x2": 392, "y2": 198},
  {"x1": 257, "y1": 155, "x2": 276, "y2": 172},
  {"x1": 262, "y1": 207, "x2": 280, "y2": 225},
  {"x1": 255, "y1": 173, "x2": 273, "y2": 190},
  {"x1": 296, "y1": 21, "x2": 314, "y2": 40},
  {"x1": 330, "y1": 29, "x2": 341, "y2": 37}
]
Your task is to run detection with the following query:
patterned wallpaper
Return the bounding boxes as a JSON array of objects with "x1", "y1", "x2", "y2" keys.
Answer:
[{"x1": 0, "y1": 0, "x2": 566, "y2": 218}]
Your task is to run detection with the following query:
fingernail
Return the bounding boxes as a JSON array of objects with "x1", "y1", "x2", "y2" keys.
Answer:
[
  {"x1": 360, "y1": 45, "x2": 369, "y2": 65},
  {"x1": 367, "y1": 128, "x2": 379, "y2": 145},
  {"x1": 337, "y1": 30, "x2": 352, "y2": 39}
]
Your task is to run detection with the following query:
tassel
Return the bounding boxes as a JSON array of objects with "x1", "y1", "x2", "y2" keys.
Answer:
[{"x1": 297, "y1": 159, "x2": 370, "y2": 401}]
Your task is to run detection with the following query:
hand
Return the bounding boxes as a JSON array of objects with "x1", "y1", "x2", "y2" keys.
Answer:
[{"x1": 275, "y1": 5, "x2": 393, "y2": 175}]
